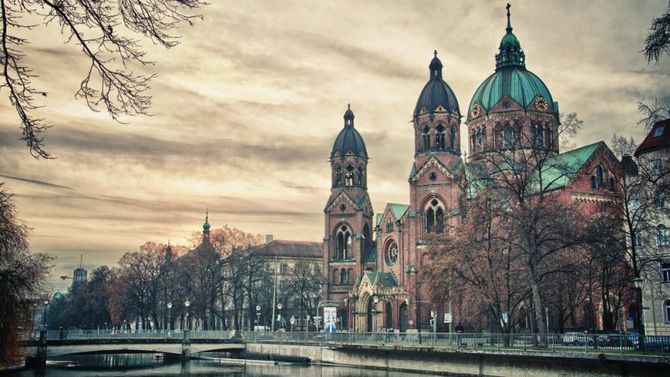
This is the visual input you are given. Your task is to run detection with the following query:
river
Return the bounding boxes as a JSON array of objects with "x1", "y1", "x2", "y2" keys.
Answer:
[{"x1": 7, "y1": 353, "x2": 447, "y2": 377}]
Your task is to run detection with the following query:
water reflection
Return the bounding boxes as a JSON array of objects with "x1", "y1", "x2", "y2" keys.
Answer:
[{"x1": 9, "y1": 353, "x2": 445, "y2": 377}]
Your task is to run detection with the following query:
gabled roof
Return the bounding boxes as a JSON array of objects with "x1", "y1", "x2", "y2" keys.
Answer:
[
  {"x1": 324, "y1": 190, "x2": 370, "y2": 212},
  {"x1": 635, "y1": 119, "x2": 670, "y2": 157},
  {"x1": 409, "y1": 155, "x2": 462, "y2": 182},
  {"x1": 364, "y1": 271, "x2": 398, "y2": 288},
  {"x1": 375, "y1": 213, "x2": 383, "y2": 226},
  {"x1": 531, "y1": 141, "x2": 605, "y2": 192},
  {"x1": 387, "y1": 203, "x2": 410, "y2": 220}
]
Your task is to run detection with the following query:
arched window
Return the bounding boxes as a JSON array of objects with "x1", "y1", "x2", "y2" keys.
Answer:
[
  {"x1": 436, "y1": 124, "x2": 446, "y2": 150},
  {"x1": 358, "y1": 166, "x2": 365, "y2": 186},
  {"x1": 422, "y1": 125, "x2": 430, "y2": 150},
  {"x1": 665, "y1": 300, "x2": 670, "y2": 324},
  {"x1": 530, "y1": 123, "x2": 544, "y2": 147},
  {"x1": 362, "y1": 223, "x2": 372, "y2": 250},
  {"x1": 336, "y1": 225, "x2": 352, "y2": 259},
  {"x1": 596, "y1": 166, "x2": 604, "y2": 188},
  {"x1": 547, "y1": 127, "x2": 554, "y2": 148},
  {"x1": 450, "y1": 125, "x2": 456, "y2": 150},
  {"x1": 503, "y1": 128, "x2": 514, "y2": 148},
  {"x1": 609, "y1": 177, "x2": 615, "y2": 191},
  {"x1": 345, "y1": 165, "x2": 354, "y2": 186},
  {"x1": 425, "y1": 198, "x2": 445, "y2": 234},
  {"x1": 479, "y1": 126, "x2": 487, "y2": 150},
  {"x1": 334, "y1": 165, "x2": 342, "y2": 186},
  {"x1": 591, "y1": 176, "x2": 597, "y2": 190},
  {"x1": 386, "y1": 218, "x2": 394, "y2": 233}
]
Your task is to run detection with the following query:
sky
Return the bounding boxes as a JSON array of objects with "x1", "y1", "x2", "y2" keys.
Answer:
[{"x1": 0, "y1": 0, "x2": 668, "y2": 291}]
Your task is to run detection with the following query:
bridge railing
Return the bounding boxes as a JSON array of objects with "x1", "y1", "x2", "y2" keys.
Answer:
[{"x1": 22, "y1": 330, "x2": 670, "y2": 353}]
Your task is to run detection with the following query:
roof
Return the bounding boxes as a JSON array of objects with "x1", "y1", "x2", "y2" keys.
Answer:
[
  {"x1": 531, "y1": 141, "x2": 604, "y2": 192},
  {"x1": 413, "y1": 52, "x2": 460, "y2": 118},
  {"x1": 324, "y1": 190, "x2": 370, "y2": 212},
  {"x1": 635, "y1": 119, "x2": 670, "y2": 157},
  {"x1": 469, "y1": 67, "x2": 554, "y2": 114},
  {"x1": 375, "y1": 213, "x2": 383, "y2": 227},
  {"x1": 387, "y1": 203, "x2": 410, "y2": 220},
  {"x1": 258, "y1": 240, "x2": 322, "y2": 259},
  {"x1": 331, "y1": 106, "x2": 368, "y2": 159},
  {"x1": 364, "y1": 271, "x2": 398, "y2": 288}
]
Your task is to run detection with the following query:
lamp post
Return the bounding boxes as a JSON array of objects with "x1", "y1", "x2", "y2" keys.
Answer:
[
  {"x1": 42, "y1": 300, "x2": 49, "y2": 331},
  {"x1": 406, "y1": 264, "x2": 421, "y2": 344},
  {"x1": 277, "y1": 303, "x2": 283, "y2": 330},
  {"x1": 184, "y1": 300, "x2": 191, "y2": 330},
  {"x1": 633, "y1": 277, "x2": 645, "y2": 348},
  {"x1": 256, "y1": 305, "x2": 261, "y2": 330},
  {"x1": 167, "y1": 302, "x2": 173, "y2": 332}
]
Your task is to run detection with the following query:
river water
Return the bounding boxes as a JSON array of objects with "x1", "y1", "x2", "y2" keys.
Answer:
[{"x1": 8, "y1": 353, "x2": 446, "y2": 377}]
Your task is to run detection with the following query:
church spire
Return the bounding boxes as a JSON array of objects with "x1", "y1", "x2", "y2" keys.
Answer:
[{"x1": 202, "y1": 209, "x2": 211, "y2": 243}]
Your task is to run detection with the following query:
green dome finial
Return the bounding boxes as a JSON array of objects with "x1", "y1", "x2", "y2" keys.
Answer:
[{"x1": 495, "y1": 3, "x2": 525, "y2": 70}]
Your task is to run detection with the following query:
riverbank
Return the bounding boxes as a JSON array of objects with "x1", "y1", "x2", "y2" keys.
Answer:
[{"x1": 245, "y1": 341, "x2": 670, "y2": 376}]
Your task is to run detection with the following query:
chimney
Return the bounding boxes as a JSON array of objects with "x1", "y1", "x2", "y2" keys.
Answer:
[{"x1": 266, "y1": 234, "x2": 274, "y2": 244}]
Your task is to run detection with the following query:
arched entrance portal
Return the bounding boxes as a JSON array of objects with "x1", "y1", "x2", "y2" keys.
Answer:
[
  {"x1": 366, "y1": 298, "x2": 374, "y2": 332},
  {"x1": 399, "y1": 302, "x2": 408, "y2": 332},
  {"x1": 385, "y1": 302, "x2": 393, "y2": 329}
]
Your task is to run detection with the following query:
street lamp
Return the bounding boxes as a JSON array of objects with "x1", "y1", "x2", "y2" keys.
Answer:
[
  {"x1": 167, "y1": 302, "x2": 173, "y2": 331},
  {"x1": 277, "y1": 303, "x2": 283, "y2": 329},
  {"x1": 42, "y1": 300, "x2": 49, "y2": 331},
  {"x1": 633, "y1": 277, "x2": 645, "y2": 346},
  {"x1": 405, "y1": 264, "x2": 422, "y2": 344},
  {"x1": 256, "y1": 305, "x2": 261, "y2": 330},
  {"x1": 184, "y1": 300, "x2": 191, "y2": 330}
]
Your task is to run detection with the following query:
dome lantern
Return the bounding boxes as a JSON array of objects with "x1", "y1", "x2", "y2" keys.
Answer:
[
  {"x1": 331, "y1": 104, "x2": 368, "y2": 159},
  {"x1": 495, "y1": 3, "x2": 526, "y2": 70}
]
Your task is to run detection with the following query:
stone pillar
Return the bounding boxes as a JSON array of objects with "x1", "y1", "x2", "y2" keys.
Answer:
[{"x1": 181, "y1": 329, "x2": 190, "y2": 361}]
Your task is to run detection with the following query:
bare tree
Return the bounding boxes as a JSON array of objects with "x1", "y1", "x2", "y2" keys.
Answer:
[
  {"x1": 0, "y1": 0, "x2": 205, "y2": 158},
  {"x1": 643, "y1": 1, "x2": 670, "y2": 64},
  {"x1": 285, "y1": 261, "x2": 321, "y2": 330},
  {"x1": 0, "y1": 183, "x2": 51, "y2": 366}
]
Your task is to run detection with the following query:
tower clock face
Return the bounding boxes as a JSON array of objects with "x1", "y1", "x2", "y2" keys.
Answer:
[
  {"x1": 386, "y1": 241, "x2": 399, "y2": 266},
  {"x1": 471, "y1": 103, "x2": 481, "y2": 118},
  {"x1": 535, "y1": 96, "x2": 549, "y2": 112}
]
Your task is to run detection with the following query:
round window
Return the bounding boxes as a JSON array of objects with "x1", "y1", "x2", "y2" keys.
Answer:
[
  {"x1": 386, "y1": 241, "x2": 399, "y2": 266},
  {"x1": 339, "y1": 204, "x2": 346, "y2": 211},
  {"x1": 429, "y1": 172, "x2": 437, "y2": 181}
]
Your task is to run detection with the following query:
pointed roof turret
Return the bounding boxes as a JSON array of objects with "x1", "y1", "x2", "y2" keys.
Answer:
[{"x1": 428, "y1": 50, "x2": 443, "y2": 79}]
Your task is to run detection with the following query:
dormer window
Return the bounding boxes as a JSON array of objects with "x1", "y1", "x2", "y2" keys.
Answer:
[{"x1": 654, "y1": 126, "x2": 665, "y2": 138}]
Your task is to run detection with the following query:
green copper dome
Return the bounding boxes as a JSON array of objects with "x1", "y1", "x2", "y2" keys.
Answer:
[
  {"x1": 469, "y1": 68, "x2": 554, "y2": 113},
  {"x1": 468, "y1": 4, "x2": 555, "y2": 116}
]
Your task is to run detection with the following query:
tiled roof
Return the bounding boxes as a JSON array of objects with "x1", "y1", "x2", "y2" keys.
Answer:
[
  {"x1": 635, "y1": 119, "x2": 670, "y2": 157},
  {"x1": 364, "y1": 271, "x2": 398, "y2": 288},
  {"x1": 257, "y1": 240, "x2": 322, "y2": 259},
  {"x1": 532, "y1": 141, "x2": 603, "y2": 192},
  {"x1": 387, "y1": 203, "x2": 410, "y2": 220}
]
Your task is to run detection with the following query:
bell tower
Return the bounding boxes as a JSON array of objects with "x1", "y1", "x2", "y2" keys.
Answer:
[{"x1": 323, "y1": 105, "x2": 374, "y2": 321}]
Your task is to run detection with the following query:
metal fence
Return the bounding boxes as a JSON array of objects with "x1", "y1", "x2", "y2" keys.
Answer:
[{"x1": 25, "y1": 329, "x2": 670, "y2": 353}]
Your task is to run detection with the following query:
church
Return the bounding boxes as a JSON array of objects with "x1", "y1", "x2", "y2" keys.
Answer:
[{"x1": 321, "y1": 5, "x2": 623, "y2": 333}]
